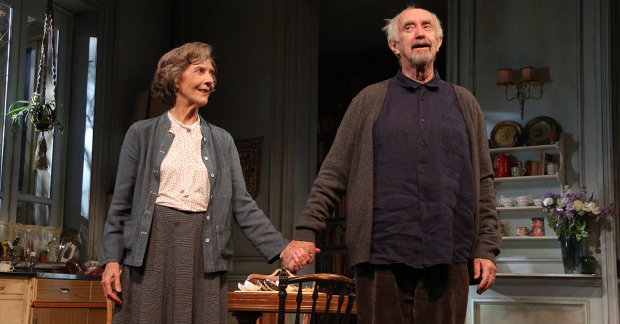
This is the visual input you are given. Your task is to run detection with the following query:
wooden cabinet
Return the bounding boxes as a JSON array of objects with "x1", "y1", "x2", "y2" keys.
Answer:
[
  {"x1": 0, "y1": 275, "x2": 33, "y2": 324},
  {"x1": 30, "y1": 278, "x2": 106, "y2": 324}
]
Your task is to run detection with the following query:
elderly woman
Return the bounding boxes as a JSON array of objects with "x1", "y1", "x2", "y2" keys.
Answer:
[{"x1": 101, "y1": 42, "x2": 310, "y2": 324}]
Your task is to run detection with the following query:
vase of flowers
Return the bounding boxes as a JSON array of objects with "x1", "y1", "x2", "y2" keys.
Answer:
[{"x1": 543, "y1": 186, "x2": 615, "y2": 274}]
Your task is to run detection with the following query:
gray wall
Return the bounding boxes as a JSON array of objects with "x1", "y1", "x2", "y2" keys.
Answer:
[{"x1": 108, "y1": 0, "x2": 173, "y2": 189}]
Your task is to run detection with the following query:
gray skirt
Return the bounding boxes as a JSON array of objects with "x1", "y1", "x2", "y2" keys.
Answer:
[{"x1": 112, "y1": 204, "x2": 228, "y2": 324}]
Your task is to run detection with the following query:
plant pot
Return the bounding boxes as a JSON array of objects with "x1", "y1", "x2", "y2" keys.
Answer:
[
  {"x1": 31, "y1": 109, "x2": 56, "y2": 132},
  {"x1": 560, "y1": 236, "x2": 582, "y2": 274}
]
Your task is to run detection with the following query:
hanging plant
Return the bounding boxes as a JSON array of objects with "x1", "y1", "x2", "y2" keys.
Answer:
[
  {"x1": 7, "y1": 0, "x2": 61, "y2": 171},
  {"x1": 8, "y1": 93, "x2": 64, "y2": 133}
]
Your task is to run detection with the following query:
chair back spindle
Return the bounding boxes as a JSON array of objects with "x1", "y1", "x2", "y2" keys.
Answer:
[{"x1": 277, "y1": 269, "x2": 356, "y2": 324}]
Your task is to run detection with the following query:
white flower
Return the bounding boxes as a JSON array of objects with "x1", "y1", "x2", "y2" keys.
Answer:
[
  {"x1": 584, "y1": 202, "x2": 601, "y2": 215},
  {"x1": 543, "y1": 197, "x2": 554, "y2": 206},
  {"x1": 557, "y1": 197, "x2": 566, "y2": 208}
]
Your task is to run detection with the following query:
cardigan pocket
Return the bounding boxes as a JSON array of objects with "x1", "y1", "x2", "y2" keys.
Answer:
[
  {"x1": 123, "y1": 220, "x2": 138, "y2": 251},
  {"x1": 216, "y1": 225, "x2": 233, "y2": 259}
]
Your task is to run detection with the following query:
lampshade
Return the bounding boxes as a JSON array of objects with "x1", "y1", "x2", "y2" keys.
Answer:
[
  {"x1": 520, "y1": 67, "x2": 538, "y2": 85},
  {"x1": 496, "y1": 69, "x2": 514, "y2": 86}
]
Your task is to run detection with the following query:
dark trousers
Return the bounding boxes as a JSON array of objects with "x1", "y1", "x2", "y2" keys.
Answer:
[{"x1": 355, "y1": 263, "x2": 469, "y2": 324}]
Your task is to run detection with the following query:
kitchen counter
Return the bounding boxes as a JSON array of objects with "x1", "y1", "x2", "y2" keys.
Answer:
[{"x1": 1, "y1": 268, "x2": 102, "y2": 280}]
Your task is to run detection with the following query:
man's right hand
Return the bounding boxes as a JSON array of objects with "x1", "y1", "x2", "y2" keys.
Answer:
[
  {"x1": 280, "y1": 240, "x2": 320, "y2": 272},
  {"x1": 101, "y1": 262, "x2": 122, "y2": 305}
]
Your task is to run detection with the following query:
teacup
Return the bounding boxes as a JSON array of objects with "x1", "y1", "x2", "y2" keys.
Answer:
[
  {"x1": 532, "y1": 198, "x2": 544, "y2": 207},
  {"x1": 515, "y1": 227, "x2": 529, "y2": 236},
  {"x1": 516, "y1": 195, "x2": 532, "y2": 206},
  {"x1": 547, "y1": 162, "x2": 560, "y2": 176},
  {"x1": 499, "y1": 196, "x2": 515, "y2": 207},
  {"x1": 0, "y1": 263, "x2": 14, "y2": 272},
  {"x1": 511, "y1": 166, "x2": 526, "y2": 177}
]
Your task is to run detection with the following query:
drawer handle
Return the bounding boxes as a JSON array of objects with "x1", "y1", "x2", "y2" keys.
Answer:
[{"x1": 59, "y1": 288, "x2": 71, "y2": 294}]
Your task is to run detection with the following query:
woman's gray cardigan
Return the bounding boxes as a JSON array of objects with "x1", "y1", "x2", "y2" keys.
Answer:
[
  {"x1": 101, "y1": 113, "x2": 289, "y2": 272},
  {"x1": 293, "y1": 80, "x2": 501, "y2": 267}
]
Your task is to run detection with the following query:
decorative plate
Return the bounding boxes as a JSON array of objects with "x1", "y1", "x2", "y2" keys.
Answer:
[
  {"x1": 523, "y1": 116, "x2": 563, "y2": 146},
  {"x1": 490, "y1": 121, "x2": 524, "y2": 148}
]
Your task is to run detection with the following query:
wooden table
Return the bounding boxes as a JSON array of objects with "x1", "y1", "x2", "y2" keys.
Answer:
[{"x1": 228, "y1": 291, "x2": 357, "y2": 324}]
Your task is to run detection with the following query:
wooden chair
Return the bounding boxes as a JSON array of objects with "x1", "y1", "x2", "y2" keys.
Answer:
[{"x1": 277, "y1": 269, "x2": 356, "y2": 324}]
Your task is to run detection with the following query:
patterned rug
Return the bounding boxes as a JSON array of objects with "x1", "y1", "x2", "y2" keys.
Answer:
[{"x1": 234, "y1": 137, "x2": 263, "y2": 199}]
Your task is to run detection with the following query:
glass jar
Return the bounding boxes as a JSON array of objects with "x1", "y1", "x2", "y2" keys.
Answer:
[{"x1": 580, "y1": 256, "x2": 597, "y2": 274}]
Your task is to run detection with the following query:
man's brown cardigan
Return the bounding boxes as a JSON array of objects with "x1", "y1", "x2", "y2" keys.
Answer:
[{"x1": 293, "y1": 80, "x2": 501, "y2": 267}]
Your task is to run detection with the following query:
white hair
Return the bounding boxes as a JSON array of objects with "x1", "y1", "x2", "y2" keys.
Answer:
[{"x1": 382, "y1": 5, "x2": 444, "y2": 42}]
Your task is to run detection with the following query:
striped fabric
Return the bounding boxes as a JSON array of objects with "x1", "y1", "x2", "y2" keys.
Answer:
[{"x1": 113, "y1": 204, "x2": 228, "y2": 324}]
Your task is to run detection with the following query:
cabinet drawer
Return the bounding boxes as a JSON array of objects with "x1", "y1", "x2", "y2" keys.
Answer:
[
  {"x1": 90, "y1": 281, "x2": 106, "y2": 302},
  {"x1": 0, "y1": 279, "x2": 26, "y2": 295},
  {"x1": 35, "y1": 279, "x2": 91, "y2": 302}
]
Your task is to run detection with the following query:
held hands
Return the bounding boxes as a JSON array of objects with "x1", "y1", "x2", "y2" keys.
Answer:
[
  {"x1": 101, "y1": 262, "x2": 122, "y2": 304},
  {"x1": 473, "y1": 258, "x2": 497, "y2": 294},
  {"x1": 280, "y1": 240, "x2": 321, "y2": 272}
]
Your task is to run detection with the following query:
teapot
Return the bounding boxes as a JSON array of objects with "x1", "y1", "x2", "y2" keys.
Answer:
[{"x1": 495, "y1": 154, "x2": 510, "y2": 177}]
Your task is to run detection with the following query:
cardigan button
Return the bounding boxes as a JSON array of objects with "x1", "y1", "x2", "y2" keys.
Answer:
[
  {"x1": 205, "y1": 238, "x2": 210, "y2": 243},
  {"x1": 204, "y1": 156, "x2": 209, "y2": 160}
]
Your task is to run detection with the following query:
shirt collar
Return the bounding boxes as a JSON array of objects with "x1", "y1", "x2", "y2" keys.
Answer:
[
  {"x1": 168, "y1": 111, "x2": 200, "y2": 132},
  {"x1": 395, "y1": 69, "x2": 442, "y2": 90}
]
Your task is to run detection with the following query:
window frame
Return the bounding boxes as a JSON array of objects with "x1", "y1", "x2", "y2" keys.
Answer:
[{"x1": 0, "y1": 0, "x2": 71, "y2": 228}]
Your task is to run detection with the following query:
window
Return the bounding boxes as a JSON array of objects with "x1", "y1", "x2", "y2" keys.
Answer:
[{"x1": 0, "y1": 0, "x2": 70, "y2": 228}]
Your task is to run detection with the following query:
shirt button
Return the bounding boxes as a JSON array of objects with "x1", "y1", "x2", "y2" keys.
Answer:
[
  {"x1": 204, "y1": 156, "x2": 209, "y2": 160},
  {"x1": 205, "y1": 238, "x2": 210, "y2": 243},
  {"x1": 206, "y1": 216, "x2": 210, "y2": 220},
  {"x1": 420, "y1": 119, "x2": 425, "y2": 123},
  {"x1": 420, "y1": 196, "x2": 427, "y2": 201},
  {"x1": 419, "y1": 142, "x2": 425, "y2": 147},
  {"x1": 419, "y1": 169, "x2": 425, "y2": 174}
]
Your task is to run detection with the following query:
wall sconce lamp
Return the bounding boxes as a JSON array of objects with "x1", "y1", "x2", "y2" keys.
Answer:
[{"x1": 497, "y1": 67, "x2": 543, "y2": 119}]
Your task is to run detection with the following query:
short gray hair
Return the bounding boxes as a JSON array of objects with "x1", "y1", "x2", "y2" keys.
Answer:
[
  {"x1": 151, "y1": 42, "x2": 217, "y2": 106},
  {"x1": 382, "y1": 5, "x2": 443, "y2": 42}
]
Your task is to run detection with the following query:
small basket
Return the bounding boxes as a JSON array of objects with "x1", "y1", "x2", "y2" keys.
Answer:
[{"x1": 52, "y1": 265, "x2": 104, "y2": 275}]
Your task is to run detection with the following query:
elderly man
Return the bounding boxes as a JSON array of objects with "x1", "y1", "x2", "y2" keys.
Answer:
[{"x1": 281, "y1": 6, "x2": 501, "y2": 324}]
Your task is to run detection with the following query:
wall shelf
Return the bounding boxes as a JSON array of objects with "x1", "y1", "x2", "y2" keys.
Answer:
[
  {"x1": 501, "y1": 236, "x2": 558, "y2": 241},
  {"x1": 489, "y1": 143, "x2": 559, "y2": 154},
  {"x1": 495, "y1": 175, "x2": 559, "y2": 182},
  {"x1": 495, "y1": 273, "x2": 602, "y2": 287},
  {"x1": 496, "y1": 206, "x2": 544, "y2": 211}
]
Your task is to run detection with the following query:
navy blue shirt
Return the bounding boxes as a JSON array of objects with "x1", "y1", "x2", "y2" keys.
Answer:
[{"x1": 369, "y1": 70, "x2": 475, "y2": 269}]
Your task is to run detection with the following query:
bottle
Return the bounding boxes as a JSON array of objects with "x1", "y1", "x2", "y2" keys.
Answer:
[
  {"x1": 23, "y1": 228, "x2": 33, "y2": 261},
  {"x1": 46, "y1": 236, "x2": 59, "y2": 263}
]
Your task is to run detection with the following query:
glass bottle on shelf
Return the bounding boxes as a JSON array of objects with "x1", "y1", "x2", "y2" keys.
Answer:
[{"x1": 46, "y1": 236, "x2": 59, "y2": 263}]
